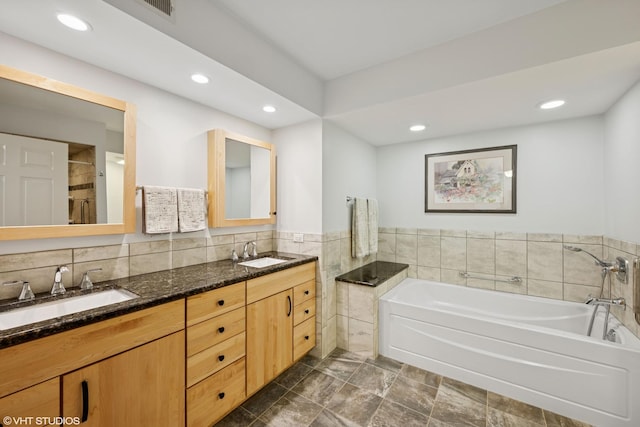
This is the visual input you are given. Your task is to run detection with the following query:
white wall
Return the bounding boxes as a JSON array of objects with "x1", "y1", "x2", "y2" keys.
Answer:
[
  {"x1": 377, "y1": 116, "x2": 606, "y2": 234},
  {"x1": 604, "y1": 79, "x2": 640, "y2": 243},
  {"x1": 0, "y1": 33, "x2": 271, "y2": 255},
  {"x1": 322, "y1": 121, "x2": 377, "y2": 232},
  {"x1": 272, "y1": 120, "x2": 323, "y2": 234}
]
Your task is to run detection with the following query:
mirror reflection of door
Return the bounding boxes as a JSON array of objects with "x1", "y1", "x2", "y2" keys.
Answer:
[{"x1": 0, "y1": 133, "x2": 68, "y2": 226}]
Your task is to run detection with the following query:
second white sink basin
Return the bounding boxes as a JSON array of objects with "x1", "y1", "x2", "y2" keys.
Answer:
[
  {"x1": 0, "y1": 288, "x2": 138, "y2": 331},
  {"x1": 238, "y1": 257, "x2": 288, "y2": 268}
]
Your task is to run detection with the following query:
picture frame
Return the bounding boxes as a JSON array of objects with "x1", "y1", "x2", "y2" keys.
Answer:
[{"x1": 425, "y1": 145, "x2": 516, "y2": 213}]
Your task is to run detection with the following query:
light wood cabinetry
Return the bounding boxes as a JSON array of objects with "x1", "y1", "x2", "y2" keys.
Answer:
[
  {"x1": 0, "y1": 300, "x2": 185, "y2": 427},
  {"x1": 0, "y1": 378, "x2": 59, "y2": 426},
  {"x1": 62, "y1": 331, "x2": 185, "y2": 426},
  {"x1": 246, "y1": 262, "x2": 316, "y2": 396},
  {"x1": 186, "y1": 282, "x2": 246, "y2": 427}
]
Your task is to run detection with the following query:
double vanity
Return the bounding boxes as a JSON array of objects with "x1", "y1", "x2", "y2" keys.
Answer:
[{"x1": 0, "y1": 253, "x2": 317, "y2": 426}]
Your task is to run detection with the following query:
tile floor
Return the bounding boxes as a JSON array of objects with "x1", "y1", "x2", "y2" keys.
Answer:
[{"x1": 215, "y1": 349, "x2": 591, "y2": 427}]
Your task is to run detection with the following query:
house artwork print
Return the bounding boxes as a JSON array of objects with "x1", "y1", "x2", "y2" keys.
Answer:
[{"x1": 434, "y1": 157, "x2": 504, "y2": 204}]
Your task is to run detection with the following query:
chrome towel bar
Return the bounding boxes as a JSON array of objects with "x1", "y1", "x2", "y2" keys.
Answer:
[{"x1": 459, "y1": 271, "x2": 522, "y2": 284}]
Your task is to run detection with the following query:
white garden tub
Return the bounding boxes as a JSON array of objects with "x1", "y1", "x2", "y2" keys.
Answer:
[{"x1": 379, "y1": 278, "x2": 640, "y2": 427}]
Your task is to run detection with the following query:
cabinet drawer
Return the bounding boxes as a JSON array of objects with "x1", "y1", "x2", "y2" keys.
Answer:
[
  {"x1": 187, "y1": 282, "x2": 245, "y2": 326},
  {"x1": 293, "y1": 279, "x2": 315, "y2": 305},
  {"x1": 187, "y1": 307, "x2": 245, "y2": 357},
  {"x1": 247, "y1": 262, "x2": 315, "y2": 304},
  {"x1": 293, "y1": 297, "x2": 315, "y2": 326},
  {"x1": 187, "y1": 358, "x2": 246, "y2": 427},
  {"x1": 187, "y1": 332, "x2": 245, "y2": 387},
  {"x1": 293, "y1": 317, "x2": 316, "y2": 361}
]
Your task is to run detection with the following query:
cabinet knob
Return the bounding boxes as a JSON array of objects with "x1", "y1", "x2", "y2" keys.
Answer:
[
  {"x1": 304, "y1": 290, "x2": 310, "y2": 295},
  {"x1": 218, "y1": 355, "x2": 225, "y2": 362},
  {"x1": 304, "y1": 335, "x2": 310, "y2": 340},
  {"x1": 304, "y1": 309, "x2": 310, "y2": 314},
  {"x1": 218, "y1": 392, "x2": 225, "y2": 399},
  {"x1": 218, "y1": 326, "x2": 225, "y2": 333},
  {"x1": 217, "y1": 300, "x2": 225, "y2": 306}
]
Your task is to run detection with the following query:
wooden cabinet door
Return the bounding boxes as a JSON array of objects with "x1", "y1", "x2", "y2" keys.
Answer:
[
  {"x1": 0, "y1": 378, "x2": 59, "y2": 426},
  {"x1": 62, "y1": 331, "x2": 185, "y2": 426},
  {"x1": 246, "y1": 289, "x2": 293, "y2": 395}
]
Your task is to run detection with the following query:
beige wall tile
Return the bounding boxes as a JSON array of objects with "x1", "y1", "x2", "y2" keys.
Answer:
[
  {"x1": 337, "y1": 315, "x2": 349, "y2": 349},
  {"x1": 207, "y1": 244, "x2": 234, "y2": 262},
  {"x1": 208, "y1": 234, "x2": 234, "y2": 246},
  {"x1": 327, "y1": 280, "x2": 337, "y2": 318},
  {"x1": 323, "y1": 239, "x2": 341, "y2": 272},
  {"x1": 467, "y1": 277, "x2": 495, "y2": 290},
  {"x1": 527, "y1": 233, "x2": 562, "y2": 242},
  {"x1": 377, "y1": 232, "x2": 396, "y2": 260},
  {"x1": 495, "y1": 239, "x2": 527, "y2": 277},
  {"x1": 563, "y1": 243, "x2": 604, "y2": 286},
  {"x1": 129, "y1": 240, "x2": 170, "y2": 256},
  {"x1": 73, "y1": 258, "x2": 130, "y2": 284},
  {"x1": 417, "y1": 235, "x2": 440, "y2": 268},
  {"x1": 396, "y1": 228, "x2": 417, "y2": 235},
  {"x1": 527, "y1": 241, "x2": 563, "y2": 281},
  {"x1": 527, "y1": 279, "x2": 562, "y2": 299},
  {"x1": 348, "y1": 318, "x2": 374, "y2": 358},
  {"x1": 495, "y1": 231, "x2": 526, "y2": 240},
  {"x1": 418, "y1": 228, "x2": 440, "y2": 236},
  {"x1": 441, "y1": 229, "x2": 466, "y2": 238},
  {"x1": 234, "y1": 232, "x2": 257, "y2": 243},
  {"x1": 495, "y1": 277, "x2": 526, "y2": 295},
  {"x1": 564, "y1": 283, "x2": 601, "y2": 302},
  {"x1": 379, "y1": 227, "x2": 396, "y2": 234},
  {"x1": 0, "y1": 249, "x2": 72, "y2": 273},
  {"x1": 172, "y1": 247, "x2": 206, "y2": 269},
  {"x1": 348, "y1": 284, "x2": 375, "y2": 323},
  {"x1": 467, "y1": 230, "x2": 495, "y2": 239},
  {"x1": 130, "y1": 252, "x2": 171, "y2": 276},
  {"x1": 441, "y1": 268, "x2": 466, "y2": 285},
  {"x1": 337, "y1": 281, "x2": 349, "y2": 316},
  {"x1": 563, "y1": 234, "x2": 602, "y2": 245},
  {"x1": 172, "y1": 237, "x2": 206, "y2": 251},
  {"x1": 396, "y1": 234, "x2": 417, "y2": 265},
  {"x1": 74, "y1": 244, "x2": 129, "y2": 263},
  {"x1": 467, "y1": 238, "x2": 495, "y2": 275},
  {"x1": 441, "y1": 237, "x2": 466, "y2": 270},
  {"x1": 417, "y1": 266, "x2": 441, "y2": 281}
]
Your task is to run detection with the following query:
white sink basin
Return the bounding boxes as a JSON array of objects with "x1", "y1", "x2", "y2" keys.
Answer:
[
  {"x1": 238, "y1": 257, "x2": 288, "y2": 268},
  {"x1": 0, "y1": 288, "x2": 138, "y2": 331}
]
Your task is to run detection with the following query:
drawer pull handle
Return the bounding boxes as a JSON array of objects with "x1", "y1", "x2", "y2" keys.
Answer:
[
  {"x1": 304, "y1": 335, "x2": 310, "y2": 340},
  {"x1": 217, "y1": 300, "x2": 225, "y2": 306},
  {"x1": 304, "y1": 309, "x2": 310, "y2": 314},
  {"x1": 218, "y1": 326, "x2": 225, "y2": 333},
  {"x1": 304, "y1": 290, "x2": 310, "y2": 295},
  {"x1": 81, "y1": 380, "x2": 89, "y2": 423},
  {"x1": 218, "y1": 392, "x2": 225, "y2": 399},
  {"x1": 218, "y1": 355, "x2": 225, "y2": 362},
  {"x1": 287, "y1": 295, "x2": 292, "y2": 317}
]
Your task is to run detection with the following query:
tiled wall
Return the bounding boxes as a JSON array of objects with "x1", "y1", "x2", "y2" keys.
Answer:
[
  {"x1": 0, "y1": 231, "x2": 274, "y2": 301},
  {"x1": 376, "y1": 227, "x2": 640, "y2": 337}
]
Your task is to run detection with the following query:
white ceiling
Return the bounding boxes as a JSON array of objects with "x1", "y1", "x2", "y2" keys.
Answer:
[{"x1": 1, "y1": 0, "x2": 640, "y2": 146}]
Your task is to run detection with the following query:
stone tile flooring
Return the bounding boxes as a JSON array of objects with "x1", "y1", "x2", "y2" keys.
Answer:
[{"x1": 215, "y1": 349, "x2": 592, "y2": 427}]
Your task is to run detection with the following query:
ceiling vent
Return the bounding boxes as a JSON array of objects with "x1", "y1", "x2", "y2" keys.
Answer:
[{"x1": 141, "y1": 0, "x2": 173, "y2": 17}]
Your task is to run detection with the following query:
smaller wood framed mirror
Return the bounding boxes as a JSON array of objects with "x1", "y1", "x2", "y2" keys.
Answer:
[{"x1": 207, "y1": 129, "x2": 276, "y2": 227}]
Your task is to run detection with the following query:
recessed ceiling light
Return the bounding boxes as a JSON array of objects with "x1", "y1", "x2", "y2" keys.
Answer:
[
  {"x1": 57, "y1": 13, "x2": 91, "y2": 31},
  {"x1": 409, "y1": 124, "x2": 426, "y2": 132},
  {"x1": 191, "y1": 73, "x2": 209, "y2": 84},
  {"x1": 539, "y1": 99, "x2": 566, "y2": 110},
  {"x1": 262, "y1": 105, "x2": 276, "y2": 113}
]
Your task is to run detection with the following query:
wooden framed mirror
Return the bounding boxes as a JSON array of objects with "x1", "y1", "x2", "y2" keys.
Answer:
[
  {"x1": 0, "y1": 65, "x2": 136, "y2": 240},
  {"x1": 208, "y1": 129, "x2": 276, "y2": 227}
]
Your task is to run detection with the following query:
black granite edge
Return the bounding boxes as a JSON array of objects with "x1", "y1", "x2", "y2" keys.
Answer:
[
  {"x1": 335, "y1": 261, "x2": 409, "y2": 287},
  {"x1": 0, "y1": 252, "x2": 317, "y2": 349}
]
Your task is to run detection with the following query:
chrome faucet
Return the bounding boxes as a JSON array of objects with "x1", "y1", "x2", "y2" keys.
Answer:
[
  {"x1": 242, "y1": 241, "x2": 257, "y2": 259},
  {"x1": 584, "y1": 294, "x2": 626, "y2": 340},
  {"x1": 51, "y1": 265, "x2": 69, "y2": 295},
  {"x1": 79, "y1": 268, "x2": 102, "y2": 290},
  {"x1": 585, "y1": 296, "x2": 626, "y2": 307}
]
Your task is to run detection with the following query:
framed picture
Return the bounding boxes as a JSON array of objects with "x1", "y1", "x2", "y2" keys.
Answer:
[{"x1": 425, "y1": 145, "x2": 516, "y2": 213}]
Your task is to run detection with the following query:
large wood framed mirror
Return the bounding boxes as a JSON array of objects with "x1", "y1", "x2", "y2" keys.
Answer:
[
  {"x1": 0, "y1": 65, "x2": 136, "y2": 240},
  {"x1": 208, "y1": 129, "x2": 276, "y2": 227}
]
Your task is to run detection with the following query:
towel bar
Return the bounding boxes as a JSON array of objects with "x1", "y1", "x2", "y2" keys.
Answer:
[{"x1": 459, "y1": 271, "x2": 522, "y2": 284}]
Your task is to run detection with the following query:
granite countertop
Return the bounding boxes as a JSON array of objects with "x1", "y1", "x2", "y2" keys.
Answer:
[
  {"x1": 0, "y1": 252, "x2": 317, "y2": 349},
  {"x1": 335, "y1": 261, "x2": 408, "y2": 287}
]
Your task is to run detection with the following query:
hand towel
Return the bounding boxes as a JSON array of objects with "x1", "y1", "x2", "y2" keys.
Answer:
[
  {"x1": 142, "y1": 186, "x2": 178, "y2": 234},
  {"x1": 351, "y1": 197, "x2": 369, "y2": 258},
  {"x1": 367, "y1": 198, "x2": 379, "y2": 254},
  {"x1": 177, "y1": 188, "x2": 207, "y2": 232}
]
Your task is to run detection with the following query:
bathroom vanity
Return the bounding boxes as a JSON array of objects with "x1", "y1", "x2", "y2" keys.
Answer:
[{"x1": 0, "y1": 254, "x2": 317, "y2": 427}]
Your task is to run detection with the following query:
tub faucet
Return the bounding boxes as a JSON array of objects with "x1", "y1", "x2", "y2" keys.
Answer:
[
  {"x1": 51, "y1": 265, "x2": 69, "y2": 295},
  {"x1": 243, "y1": 241, "x2": 257, "y2": 259},
  {"x1": 585, "y1": 295, "x2": 626, "y2": 308}
]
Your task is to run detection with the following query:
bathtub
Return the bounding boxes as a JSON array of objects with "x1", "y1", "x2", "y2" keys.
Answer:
[{"x1": 379, "y1": 278, "x2": 640, "y2": 427}]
